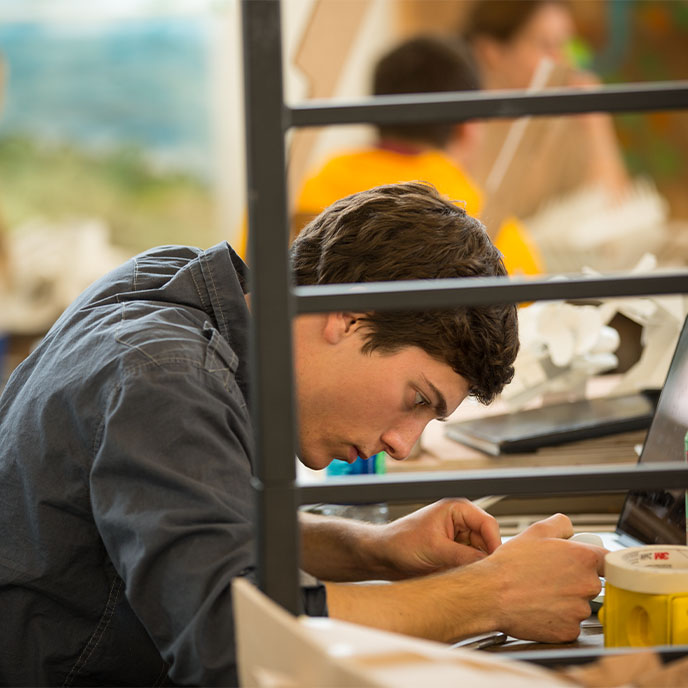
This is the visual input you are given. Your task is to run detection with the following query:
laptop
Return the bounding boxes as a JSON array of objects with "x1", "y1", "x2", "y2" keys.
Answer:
[
  {"x1": 444, "y1": 392, "x2": 658, "y2": 456},
  {"x1": 479, "y1": 316, "x2": 687, "y2": 552},
  {"x1": 561, "y1": 316, "x2": 688, "y2": 613},
  {"x1": 595, "y1": 314, "x2": 688, "y2": 552},
  {"x1": 489, "y1": 317, "x2": 688, "y2": 620}
]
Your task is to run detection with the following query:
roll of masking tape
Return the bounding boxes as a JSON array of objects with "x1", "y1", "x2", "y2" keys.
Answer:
[{"x1": 599, "y1": 545, "x2": 688, "y2": 647}]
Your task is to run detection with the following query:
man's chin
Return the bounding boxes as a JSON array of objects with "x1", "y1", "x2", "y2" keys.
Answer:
[{"x1": 297, "y1": 453, "x2": 331, "y2": 471}]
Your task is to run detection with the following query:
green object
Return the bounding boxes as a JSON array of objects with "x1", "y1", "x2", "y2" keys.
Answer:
[
  {"x1": 375, "y1": 451, "x2": 387, "y2": 475},
  {"x1": 565, "y1": 37, "x2": 593, "y2": 70}
]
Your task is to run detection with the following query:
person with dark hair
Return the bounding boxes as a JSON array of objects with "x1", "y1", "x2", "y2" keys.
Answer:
[
  {"x1": 464, "y1": 0, "x2": 574, "y2": 90},
  {"x1": 0, "y1": 182, "x2": 604, "y2": 686},
  {"x1": 371, "y1": 34, "x2": 480, "y2": 150},
  {"x1": 292, "y1": 182, "x2": 517, "y2": 407},
  {"x1": 463, "y1": 0, "x2": 629, "y2": 207},
  {"x1": 294, "y1": 34, "x2": 543, "y2": 276}
]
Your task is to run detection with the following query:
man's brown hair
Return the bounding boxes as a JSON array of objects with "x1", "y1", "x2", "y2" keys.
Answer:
[{"x1": 290, "y1": 182, "x2": 519, "y2": 404}]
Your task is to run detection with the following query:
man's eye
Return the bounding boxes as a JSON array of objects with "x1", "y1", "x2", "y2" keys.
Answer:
[{"x1": 414, "y1": 391, "x2": 429, "y2": 407}]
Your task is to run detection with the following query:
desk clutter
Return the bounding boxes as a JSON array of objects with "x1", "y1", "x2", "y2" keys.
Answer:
[
  {"x1": 234, "y1": 577, "x2": 688, "y2": 687},
  {"x1": 500, "y1": 271, "x2": 687, "y2": 411},
  {"x1": 439, "y1": 307, "x2": 688, "y2": 467}
]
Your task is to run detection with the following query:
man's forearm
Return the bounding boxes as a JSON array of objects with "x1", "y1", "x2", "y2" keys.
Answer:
[
  {"x1": 299, "y1": 511, "x2": 390, "y2": 582},
  {"x1": 301, "y1": 513, "x2": 504, "y2": 642},
  {"x1": 303, "y1": 512, "x2": 604, "y2": 647},
  {"x1": 324, "y1": 564, "x2": 502, "y2": 643},
  {"x1": 299, "y1": 499, "x2": 499, "y2": 582}
]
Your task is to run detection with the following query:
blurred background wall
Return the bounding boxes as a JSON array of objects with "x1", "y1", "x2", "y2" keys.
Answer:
[{"x1": 0, "y1": 0, "x2": 687, "y2": 380}]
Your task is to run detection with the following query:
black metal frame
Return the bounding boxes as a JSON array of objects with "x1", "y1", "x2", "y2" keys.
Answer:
[
  {"x1": 288, "y1": 80, "x2": 688, "y2": 127},
  {"x1": 241, "y1": 0, "x2": 688, "y2": 663},
  {"x1": 298, "y1": 463, "x2": 688, "y2": 505},
  {"x1": 295, "y1": 272, "x2": 688, "y2": 313}
]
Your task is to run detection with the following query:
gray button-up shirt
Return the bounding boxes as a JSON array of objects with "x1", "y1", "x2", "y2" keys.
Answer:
[{"x1": 0, "y1": 243, "x2": 325, "y2": 686}]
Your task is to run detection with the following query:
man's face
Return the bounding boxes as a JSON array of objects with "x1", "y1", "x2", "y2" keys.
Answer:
[{"x1": 294, "y1": 313, "x2": 470, "y2": 471}]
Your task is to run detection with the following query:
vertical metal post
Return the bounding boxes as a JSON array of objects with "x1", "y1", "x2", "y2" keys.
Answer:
[{"x1": 241, "y1": 0, "x2": 301, "y2": 614}]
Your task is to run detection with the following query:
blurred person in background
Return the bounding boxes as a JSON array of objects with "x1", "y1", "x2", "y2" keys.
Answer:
[
  {"x1": 463, "y1": 0, "x2": 630, "y2": 206},
  {"x1": 294, "y1": 35, "x2": 543, "y2": 277},
  {"x1": 463, "y1": 0, "x2": 654, "y2": 373},
  {"x1": 465, "y1": 0, "x2": 575, "y2": 91}
]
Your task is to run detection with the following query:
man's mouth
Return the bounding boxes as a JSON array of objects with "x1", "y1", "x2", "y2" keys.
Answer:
[
  {"x1": 348, "y1": 445, "x2": 367, "y2": 463},
  {"x1": 354, "y1": 445, "x2": 370, "y2": 461}
]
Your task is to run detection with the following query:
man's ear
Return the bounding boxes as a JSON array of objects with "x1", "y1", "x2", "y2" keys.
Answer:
[{"x1": 322, "y1": 312, "x2": 366, "y2": 345}]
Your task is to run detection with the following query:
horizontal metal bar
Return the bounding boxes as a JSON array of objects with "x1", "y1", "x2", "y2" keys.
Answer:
[
  {"x1": 294, "y1": 272, "x2": 688, "y2": 314},
  {"x1": 505, "y1": 644, "x2": 688, "y2": 667},
  {"x1": 286, "y1": 81, "x2": 688, "y2": 129},
  {"x1": 297, "y1": 463, "x2": 688, "y2": 505}
]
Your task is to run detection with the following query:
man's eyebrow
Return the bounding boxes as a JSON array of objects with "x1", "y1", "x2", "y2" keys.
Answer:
[{"x1": 422, "y1": 375, "x2": 448, "y2": 420}]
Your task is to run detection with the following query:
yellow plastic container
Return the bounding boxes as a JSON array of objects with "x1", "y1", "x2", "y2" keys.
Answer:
[{"x1": 599, "y1": 545, "x2": 688, "y2": 647}]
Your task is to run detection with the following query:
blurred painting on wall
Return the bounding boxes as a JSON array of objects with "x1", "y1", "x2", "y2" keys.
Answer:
[{"x1": 0, "y1": 1, "x2": 240, "y2": 256}]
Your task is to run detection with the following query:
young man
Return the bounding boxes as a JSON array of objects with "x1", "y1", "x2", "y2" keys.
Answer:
[
  {"x1": 294, "y1": 35, "x2": 543, "y2": 276},
  {"x1": 0, "y1": 182, "x2": 604, "y2": 686}
]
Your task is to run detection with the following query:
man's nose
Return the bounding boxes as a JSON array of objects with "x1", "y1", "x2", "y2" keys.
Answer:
[{"x1": 380, "y1": 418, "x2": 426, "y2": 460}]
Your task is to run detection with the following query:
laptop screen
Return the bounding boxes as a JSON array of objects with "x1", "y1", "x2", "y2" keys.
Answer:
[{"x1": 616, "y1": 317, "x2": 688, "y2": 545}]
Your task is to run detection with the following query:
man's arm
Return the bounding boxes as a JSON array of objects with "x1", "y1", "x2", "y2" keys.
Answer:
[
  {"x1": 300, "y1": 498, "x2": 501, "y2": 582},
  {"x1": 326, "y1": 564, "x2": 501, "y2": 643},
  {"x1": 91, "y1": 362, "x2": 257, "y2": 686},
  {"x1": 319, "y1": 514, "x2": 606, "y2": 645}
]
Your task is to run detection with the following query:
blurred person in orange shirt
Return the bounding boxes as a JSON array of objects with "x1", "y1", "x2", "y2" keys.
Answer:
[{"x1": 294, "y1": 35, "x2": 543, "y2": 277}]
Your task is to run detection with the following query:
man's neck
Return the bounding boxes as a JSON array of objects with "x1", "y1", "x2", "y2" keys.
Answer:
[{"x1": 376, "y1": 138, "x2": 433, "y2": 155}]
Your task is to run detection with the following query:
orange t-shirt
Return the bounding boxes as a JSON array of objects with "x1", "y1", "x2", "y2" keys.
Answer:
[{"x1": 295, "y1": 147, "x2": 543, "y2": 276}]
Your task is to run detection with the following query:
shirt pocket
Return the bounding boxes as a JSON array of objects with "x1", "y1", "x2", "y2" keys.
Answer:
[
  {"x1": 201, "y1": 324, "x2": 248, "y2": 412},
  {"x1": 202, "y1": 322, "x2": 238, "y2": 376}
]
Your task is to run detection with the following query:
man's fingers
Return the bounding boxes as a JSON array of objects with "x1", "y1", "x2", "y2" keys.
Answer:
[
  {"x1": 474, "y1": 523, "x2": 502, "y2": 554},
  {"x1": 450, "y1": 543, "x2": 487, "y2": 566},
  {"x1": 448, "y1": 500, "x2": 502, "y2": 554},
  {"x1": 515, "y1": 517, "x2": 607, "y2": 575},
  {"x1": 518, "y1": 513, "x2": 574, "y2": 541},
  {"x1": 579, "y1": 543, "x2": 607, "y2": 577}
]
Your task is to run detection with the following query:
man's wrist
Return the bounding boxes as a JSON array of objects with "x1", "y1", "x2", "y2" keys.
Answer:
[
  {"x1": 326, "y1": 562, "x2": 507, "y2": 644},
  {"x1": 461, "y1": 557, "x2": 508, "y2": 635}
]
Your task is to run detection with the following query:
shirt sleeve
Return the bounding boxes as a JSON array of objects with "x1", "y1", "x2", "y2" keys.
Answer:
[
  {"x1": 300, "y1": 570, "x2": 329, "y2": 617},
  {"x1": 90, "y1": 356, "x2": 257, "y2": 685}
]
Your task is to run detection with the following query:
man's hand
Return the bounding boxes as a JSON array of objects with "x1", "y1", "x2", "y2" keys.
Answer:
[
  {"x1": 479, "y1": 513, "x2": 607, "y2": 643},
  {"x1": 322, "y1": 512, "x2": 606, "y2": 646},
  {"x1": 299, "y1": 498, "x2": 499, "y2": 582},
  {"x1": 370, "y1": 498, "x2": 502, "y2": 579}
]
